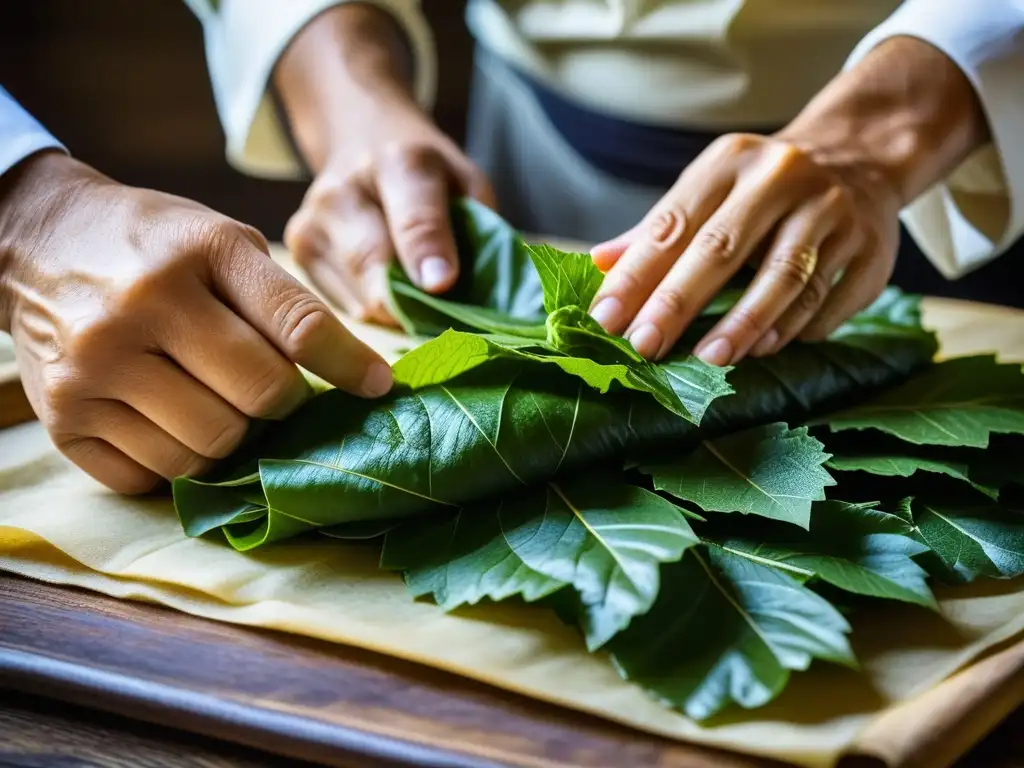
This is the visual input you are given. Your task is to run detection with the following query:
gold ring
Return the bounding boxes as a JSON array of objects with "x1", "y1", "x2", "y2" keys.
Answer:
[{"x1": 796, "y1": 246, "x2": 819, "y2": 283}]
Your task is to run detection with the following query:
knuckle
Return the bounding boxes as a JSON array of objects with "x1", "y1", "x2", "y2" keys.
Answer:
[
  {"x1": 769, "y1": 246, "x2": 817, "y2": 288},
  {"x1": 177, "y1": 451, "x2": 213, "y2": 480},
  {"x1": 275, "y1": 290, "x2": 335, "y2": 361},
  {"x1": 237, "y1": 361, "x2": 297, "y2": 418},
  {"x1": 711, "y1": 133, "x2": 759, "y2": 158},
  {"x1": 604, "y1": 266, "x2": 644, "y2": 299},
  {"x1": 647, "y1": 208, "x2": 688, "y2": 249},
  {"x1": 393, "y1": 210, "x2": 447, "y2": 251},
  {"x1": 726, "y1": 304, "x2": 768, "y2": 338},
  {"x1": 379, "y1": 142, "x2": 441, "y2": 174},
  {"x1": 693, "y1": 226, "x2": 738, "y2": 262},
  {"x1": 304, "y1": 176, "x2": 359, "y2": 211},
  {"x1": 199, "y1": 416, "x2": 248, "y2": 459},
  {"x1": 797, "y1": 273, "x2": 829, "y2": 313},
  {"x1": 283, "y1": 212, "x2": 326, "y2": 268},
  {"x1": 770, "y1": 143, "x2": 805, "y2": 171},
  {"x1": 648, "y1": 286, "x2": 688, "y2": 318}
]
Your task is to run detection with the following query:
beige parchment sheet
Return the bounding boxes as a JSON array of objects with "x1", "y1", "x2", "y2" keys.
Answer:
[{"x1": 1, "y1": 252, "x2": 1023, "y2": 768}]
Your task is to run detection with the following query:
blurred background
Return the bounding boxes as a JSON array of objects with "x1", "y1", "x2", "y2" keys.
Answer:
[
  {"x1": 0, "y1": 0, "x2": 473, "y2": 242},
  {"x1": 2, "y1": 1, "x2": 1021, "y2": 305}
]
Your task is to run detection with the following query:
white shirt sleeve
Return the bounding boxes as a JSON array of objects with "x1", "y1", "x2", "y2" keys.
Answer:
[
  {"x1": 847, "y1": 0, "x2": 1024, "y2": 279},
  {"x1": 0, "y1": 86, "x2": 66, "y2": 178},
  {"x1": 184, "y1": 0, "x2": 436, "y2": 181}
]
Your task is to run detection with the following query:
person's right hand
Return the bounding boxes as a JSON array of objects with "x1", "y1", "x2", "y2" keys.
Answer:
[
  {"x1": 275, "y1": 2, "x2": 495, "y2": 326},
  {"x1": 283, "y1": 100, "x2": 494, "y2": 326},
  {"x1": 0, "y1": 152, "x2": 392, "y2": 494}
]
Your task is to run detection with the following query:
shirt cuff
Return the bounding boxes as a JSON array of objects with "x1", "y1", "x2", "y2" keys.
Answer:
[
  {"x1": 0, "y1": 87, "x2": 67, "y2": 179},
  {"x1": 195, "y1": 0, "x2": 436, "y2": 181},
  {"x1": 846, "y1": 0, "x2": 1024, "y2": 279}
]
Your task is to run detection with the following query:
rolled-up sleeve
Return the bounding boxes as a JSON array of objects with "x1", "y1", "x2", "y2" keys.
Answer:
[
  {"x1": 184, "y1": 0, "x2": 436, "y2": 180},
  {"x1": 847, "y1": 0, "x2": 1024, "y2": 279},
  {"x1": 0, "y1": 86, "x2": 66, "y2": 178}
]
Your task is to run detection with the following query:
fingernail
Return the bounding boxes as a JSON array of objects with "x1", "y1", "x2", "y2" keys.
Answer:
[
  {"x1": 361, "y1": 362, "x2": 394, "y2": 398},
  {"x1": 697, "y1": 337, "x2": 734, "y2": 367},
  {"x1": 751, "y1": 329, "x2": 780, "y2": 358},
  {"x1": 419, "y1": 256, "x2": 453, "y2": 292},
  {"x1": 627, "y1": 324, "x2": 663, "y2": 359},
  {"x1": 590, "y1": 297, "x2": 624, "y2": 331}
]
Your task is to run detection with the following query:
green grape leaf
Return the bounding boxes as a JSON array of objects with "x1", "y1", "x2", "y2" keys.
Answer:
[{"x1": 640, "y1": 423, "x2": 836, "y2": 529}]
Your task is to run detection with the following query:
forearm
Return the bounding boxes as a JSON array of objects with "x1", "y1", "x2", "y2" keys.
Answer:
[
  {"x1": 779, "y1": 36, "x2": 990, "y2": 207},
  {"x1": 274, "y1": 3, "x2": 418, "y2": 173}
]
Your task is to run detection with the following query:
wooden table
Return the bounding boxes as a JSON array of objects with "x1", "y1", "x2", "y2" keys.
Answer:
[
  {"x1": 1, "y1": 295, "x2": 1022, "y2": 768},
  {"x1": 1, "y1": 574, "x2": 1021, "y2": 768}
]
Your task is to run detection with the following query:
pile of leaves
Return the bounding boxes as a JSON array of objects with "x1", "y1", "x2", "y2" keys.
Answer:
[{"x1": 174, "y1": 200, "x2": 1024, "y2": 722}]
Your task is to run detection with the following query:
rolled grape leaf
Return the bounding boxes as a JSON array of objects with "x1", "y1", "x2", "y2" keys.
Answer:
[
  {"x1": 176, "y1": 312, "x2": 936, "y2": 549},
  {"x1": 610, "y1": 546, "x2": 855, "y2": 721},
  {"x1": 911, "y1": 500, "x2": 1024, "y2": 581},
  {"x1": 819, "y1": 356, "x2": 1024, "y2": 448},
  {"x1": 640, "y1": 424, "x2": 836, "y2": 529},
  {"x1": 383, "y1": 477, "x2": 699, "y2": 649},
  {"x1": 711, "y1": 501, "x2": 936, "y2": 608},
  {"x1": 393, "y1": 312, "x2": 732, "y2": 422},
  {"x1": 827, "y1": 454, "x2": 999, "y2": 500}
]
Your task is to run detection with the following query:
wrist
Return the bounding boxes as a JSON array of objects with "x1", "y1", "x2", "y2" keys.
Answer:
[
  {"x1": 0, "y1": 151, "x2": 101, "y2": 333},
  {"x1": 274, "y1": 3, "x2": 422, "y2": 173},
  {"x1": 777, "y1": 36, "x2": 989, "y2": 208}
]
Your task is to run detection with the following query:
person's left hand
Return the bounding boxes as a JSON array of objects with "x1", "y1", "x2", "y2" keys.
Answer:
[{"x1": 587, "y1": 132, "x2": 903, "y2": 365}]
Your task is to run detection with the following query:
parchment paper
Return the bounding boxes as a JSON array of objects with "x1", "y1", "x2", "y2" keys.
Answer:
[{"x1": 1, "y1": 251, "x2": 1022, "y2": 767}]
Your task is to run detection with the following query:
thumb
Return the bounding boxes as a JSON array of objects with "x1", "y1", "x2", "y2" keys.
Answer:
[{"x1": 213, "y1": 230, "x2": 393, "y2": 398}]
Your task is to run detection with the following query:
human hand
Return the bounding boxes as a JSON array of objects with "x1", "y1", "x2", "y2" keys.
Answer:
[
  {"x1": 284, "y1": 104, "x2": 494, "y2": 325},
  {"x1": 276, "y1": 2, "x2": 494, "y2": 325},
  {"x1": 0, "y1": 152, "x2": 392, "y2": 494},
  {"x1": 588, "y1": 132, "x2": 902, "y2": 365},
  {"x1": 588, "y1": 36, "x2": 989, "y2": 367}
]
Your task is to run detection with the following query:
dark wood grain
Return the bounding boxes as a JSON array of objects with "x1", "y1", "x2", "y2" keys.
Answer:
[
  {"x1": 0, "y1": 575, "x2": 1021, "y2": 768},
  {"x1": 0, "y1": 691, "x2": 319, "y2": 767},
  {"x1": 0, "y1": 573, "x2": 792, "y2": 768}
]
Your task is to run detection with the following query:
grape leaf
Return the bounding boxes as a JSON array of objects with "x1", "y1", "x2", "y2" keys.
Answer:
[
  {"x1": 386, "y1": 198, "x2": 546, "y2": 336},
  {"x1": 827, "y1": 454, "x2": 999, "y2": 499},
  {"x1": 912, "y1": 500, "x2": 1024, "y2": 581},
  {"x1": 712, "y1": 501, "x2": 935, "y2": 608},
  {"x1": 610, "y1": 546, "x2": 855, "y2": 721},
  {"x1": 380, "y1": 500, "x2": 567, "y2": 607},
  {"x1": 384, "y1": 477, "x2": 699, "y2": 649},
  {"x1": 527, "y1": 243, "x2": 605, "y2": 314},
  {"x1": 392, "y1": 314, "x2": 732, "y2": 422},
  {"x1": 820, "y1": 356, "x2": 1024, "y2": 448},
  {"x1": 640, "y1": 423, "x2": 836, "y2": 529}
]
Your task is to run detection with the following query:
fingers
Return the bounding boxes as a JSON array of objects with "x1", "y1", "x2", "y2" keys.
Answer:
[
  {"x1": 590, "y1": 221, "x2": 644, "y2": 272},
  {"x1": 116, "y1": 353, "x2": 248, "y2": 459},
  {"x1": 756, "y1": 229, "x2": 862, "y2": 354},
  {"x1": 61, "y1": 437, "x2": 161, "y2": 496},
  {"x1": 619, "y1": 172, "x2": 797, "y2": 360},
  {"x1": 692, "y1": 191, "x2": 845, "y2": 365},
  {"x1": 286, "y1": 190, "x2": 398, "y2": 325},
  {"x1": 798, "y1": 241, "x2": 894, "y2": 341},
  {"x1": 66, "y1": 400, "x2": 210, "y2": 485},
  {"x1": 210, "y1": 240, "x2": 393, "y2": 398},
  {"x1": 588, "y1": 181, "x2": 730, "y2": 336},
  {"x1": 161, "y1": 293, "x2": 314, "y2": 418},
  {"x1": 376, "y1": 145, "x2": 460, "y2": 293}
]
